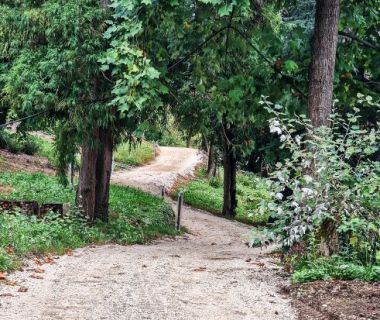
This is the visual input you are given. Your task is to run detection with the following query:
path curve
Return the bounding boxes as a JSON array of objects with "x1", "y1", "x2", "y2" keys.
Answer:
[
  {"x1": 0, "y1": 147, "x2": 296, "y2": 320},
  {"x1": 112, "y1": 146, "x2": 203, "y2": 194}
]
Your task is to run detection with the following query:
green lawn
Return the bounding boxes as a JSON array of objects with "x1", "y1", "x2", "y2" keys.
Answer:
[
  {"x1": 0, "y1": 172, "x2": 176, "y2": 271},
  {"x1": 172, "y1": 169, "x2": 271, "y2": 225}
]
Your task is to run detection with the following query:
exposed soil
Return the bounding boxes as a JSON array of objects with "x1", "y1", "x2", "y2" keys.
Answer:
[
  {"x1": 0, "y1": 149, "x2": 55, "y2": 175},
  {"x1": 0, "y1": 184, "x2": 14, "y2": 196},
  {"x1": 289, "y1": 280, "x2": 380, "y2": 320}
]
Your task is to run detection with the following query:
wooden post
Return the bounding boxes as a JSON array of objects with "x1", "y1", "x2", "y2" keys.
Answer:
[
  {"x1": 176, "y1": 192, "x2": 184, "y2": 231},
  {"x1": 68, "y1": 163, "x2": 73, "y2": 191},
  {"x1": 161, "y1": 185, "x2": 165, "y2": 198}
]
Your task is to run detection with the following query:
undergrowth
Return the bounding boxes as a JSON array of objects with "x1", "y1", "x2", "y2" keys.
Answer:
[
  {"x1": 0, "y1": 172, "x2": 176, "y2": 271},
  {"x1": 172, "y1": 168, "x2": 271, "y2": 225},
  {"x1": 114, "y1": 141, "x2": 155, "y2": 166},
  {"x1": 292, "y1": 256, "x2": 380, "y2": 283}
]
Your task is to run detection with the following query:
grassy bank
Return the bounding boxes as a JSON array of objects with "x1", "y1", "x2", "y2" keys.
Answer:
[
  {"x1": 172, "y1": 168, "x2": 271, "y2": 225},
  {"x1": 0, "y1": 172, "x2": 176, "y2": 271},
  {"x1": 114, "y1": 141, "x2": 155, "y2": 166}
]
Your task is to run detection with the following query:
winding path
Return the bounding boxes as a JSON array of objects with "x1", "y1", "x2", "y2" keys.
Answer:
[{"x1": 0, "y1": 147, "x2": 296, "y2": 320}]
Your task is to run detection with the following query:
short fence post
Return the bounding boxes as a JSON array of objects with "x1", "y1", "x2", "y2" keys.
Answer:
[
  {"x1": 161, "y1": 185, "x2": 165, "y2": 198},
  {"x1": 176, "y1": 192, "x2": 184, "y2": 231},
  {"x1": 68, "y1": 163, "x2": 73, "y2": 191}
]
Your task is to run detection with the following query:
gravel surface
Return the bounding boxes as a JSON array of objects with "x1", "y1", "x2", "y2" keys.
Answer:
[
  {"x1": 0, "y1": 146, "x2": 296, "y2": 320},
  {"x1": 111, "y1": 146, "x2": 204, "y2": 194}
]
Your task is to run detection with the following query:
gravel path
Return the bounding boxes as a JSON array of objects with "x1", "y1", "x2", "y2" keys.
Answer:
[
  {"x1": 0, "y1": 147, "x2": 296, "y2": 320},
  {"x1": 111, "y1": 146, "x2": 203, "y2": 194}
]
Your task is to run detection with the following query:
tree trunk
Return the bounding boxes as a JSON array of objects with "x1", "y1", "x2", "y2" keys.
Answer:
[
  {"x1": 207, "y1": 143, "x2": 218, "y2": 178},
  {"x1": 308, "y1": 0, "x2": 340, "y2": 127},
  {"x1": 222, "y1": 128, "x2": 237, "y2": 217},
  {"x1": 76, "y1": 0, "x2": 113, "y2": 222},
  {"x1": 94, "y1": 127, "x2": 113, "y2": 221},
  {"x1": 308, "y1": 0, "x2": 340, "y2": 256},
  {"x1": 77, "y1": 129, "x2": 99, "y2": 222}
]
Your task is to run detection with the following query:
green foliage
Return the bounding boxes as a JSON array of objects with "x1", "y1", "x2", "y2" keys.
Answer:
[
  {"x1": 173, "y1": 169, "x2": 271, "y2": 225},
  {"x1": 0, "y1": 130, "x2": 39, "y2": 155},
  {"x1": 114, "y1": 141, "x2": 155, "y2": 166},
  {"x1": 0, "y1": 172, "x2": 176, "y2": 271},
  {"x1": 254, "y1": 97, "x2": 380, "y2": 281},
  {"x1": 30, "y1": 135, "x2": 57, "y2": 165},
  {"x1": 292, "y1": 257, "x2": 380, "y2": 283}
]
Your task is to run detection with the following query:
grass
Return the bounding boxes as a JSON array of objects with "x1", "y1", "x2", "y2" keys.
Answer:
[
  {"x1": 292, "y1": 256, "x2": 380, "y2": 283},
  {"x1": 31, "y1": 135, "x2": 57, "y2": 166},
  {"x1": 0, "y1": 172, "x2": 176, "y2": 271},
  {"x1": 113, "y1": 141, "x2": 155, "y2": 166},
  {"x1": 173, "y1": 168, "x2": 271, "y2": 225}
]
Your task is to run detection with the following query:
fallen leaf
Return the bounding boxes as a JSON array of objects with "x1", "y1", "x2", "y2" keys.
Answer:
[
  {"x1": 33, "y1": 258, "x2": 43, "y2": 266},
  {"x1": 34, "y1": 268, "x2": 45, "y2": 274},
  {"x1": 193, "y1": 267, "x2": 207, "y2": 272},
  {"x1": 30, "y1": 274, "x2": 44, "y2": 280},
  {"x1": 4, "y1": 280, "x2": 18, "y2": 286},
  {"x1": 4, "y1": 246, "x2": 14, "y2": 254},
  {"x1": 18, "y1": 286, "x2": 28, "y2": 293},
  {"x1": 0, "y1": 272, "x2": 7, "y2": 280},
  {"x1": 0, "y1": 293, "x2": 15, "y2": 297},
  {"x1": 254, "y1": 262, "x2": 265, "y2": 268},
  {"x1": 43, "y1": 257, "x2": 55, "y2": 264}
]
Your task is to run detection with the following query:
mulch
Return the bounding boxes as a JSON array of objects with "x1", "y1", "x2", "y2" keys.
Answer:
[{"x1": 288, "y1": 280, "x2": 380, "y2": 320}]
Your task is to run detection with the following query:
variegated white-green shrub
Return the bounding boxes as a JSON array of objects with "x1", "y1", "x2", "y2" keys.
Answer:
[{"x1": 258, "y1": 95, "x2": 379, "y2": 267}]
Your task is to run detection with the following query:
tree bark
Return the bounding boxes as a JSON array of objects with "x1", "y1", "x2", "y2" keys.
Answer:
[
  {"x1": 77, "y1": 130, "x2": 99, "y2": 222},
  {"x1": 76, "y1": 0, "x2": 113, "y2": 222},
  {"x1": 222, "y1": 127, "x2": 237, "y2": 217},
  {"x1": 308, "y1": 0, "x2": 340, "y2": 256},
  {"x1": 207, "y1": 143, "x2": 218, "y2": 178},
  {"x1": 94, "y1": 127, "x2": 113, "y2": 221},
  {"x1": 308, "y1": 0, "x2": 340, "y2": 127}
]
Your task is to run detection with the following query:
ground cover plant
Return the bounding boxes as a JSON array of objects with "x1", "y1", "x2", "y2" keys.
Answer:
[
  {"x1": 0, "y1": 172, "x2": 176, "y2": 272},
  {"x1": 114, "y1": 141, "x2": 155, "y2": 166},
  {"x1": 173, "y1": 168, "x2": 271, "y2": 225}
]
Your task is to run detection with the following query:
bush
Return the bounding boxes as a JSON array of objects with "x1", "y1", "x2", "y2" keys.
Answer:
[
  {"x1": 256, "y1": 96, "x2": 380, "y2": 281},
  {"x1": 0, "y1": 130, "x2": 40, "y2": 155}
]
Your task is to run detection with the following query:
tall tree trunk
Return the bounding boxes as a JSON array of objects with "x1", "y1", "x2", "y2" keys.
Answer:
[
  {"x1": 222, "y1": 127, "x2": 237, "y2": 217},
  {"x1": 94, "y1": 127, "x2": 113, "y2": 221},
  {"x1": 76, "y1": 0, "x2": 113, "y2": 222},
  {"x1": 308, "y1": 0, "x2": 340, "y2": 256},
  {"x1": 77, "y1": 129, "x2": 99, "y2": 222},
  {"x1": 207, "y1": 143, "x2": 218, "y2": 178},
  {"x1": 308, "y1": 0, "x2": 340, "y2": 127}
]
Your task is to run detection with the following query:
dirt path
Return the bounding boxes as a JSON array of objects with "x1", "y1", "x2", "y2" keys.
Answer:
[
  {"x1": 112, "y1": 146, "x2": 204, "y2": 194},
  {"x1": 0, "y1": 147, "x2": 296, "y2": 320}
]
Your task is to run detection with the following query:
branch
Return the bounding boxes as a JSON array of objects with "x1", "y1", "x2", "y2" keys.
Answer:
[
  {"x1": 339, "y1": 31, "x2": 380, "y2": 51},
  {"x1": 229, "y1": 26, "x2": 308, "y2": 100},
  {"x1": 167, "y1": 26, "x2": 229, "y2": 72}
]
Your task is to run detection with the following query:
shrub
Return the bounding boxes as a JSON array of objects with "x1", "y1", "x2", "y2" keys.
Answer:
[{"x1": 256, "y1": 96, "x2": 380, "y2": 281}]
